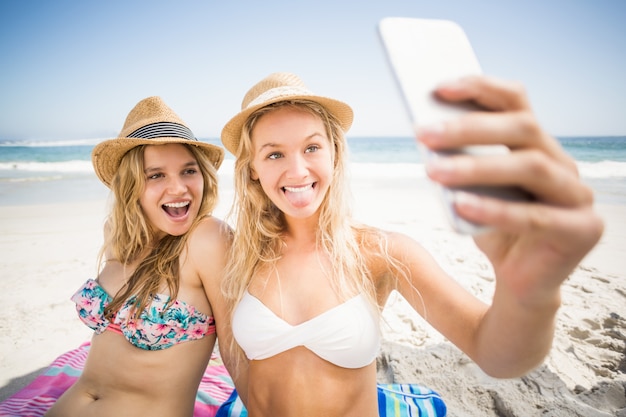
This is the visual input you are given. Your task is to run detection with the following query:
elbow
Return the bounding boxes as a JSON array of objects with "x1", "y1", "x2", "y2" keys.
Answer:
[{"x1": 475, "y1": 346, "x2": 551, "y2": 379}]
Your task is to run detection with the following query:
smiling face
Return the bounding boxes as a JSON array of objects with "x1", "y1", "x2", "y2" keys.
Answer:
[
  {"x1": 250, "y1": 106, "x2": 333, "y2": 223},
  {"x1": 139, "y1": 143, "x2": 204, "y2": 238}
]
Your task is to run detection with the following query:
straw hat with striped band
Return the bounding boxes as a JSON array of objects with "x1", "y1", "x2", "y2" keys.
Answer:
[
  {"x1": 220, "y1": 72, "x2": 354, "y2": 155},
  {"x1": 92, "y1": 96, "x2": 224, "y2": 187}
]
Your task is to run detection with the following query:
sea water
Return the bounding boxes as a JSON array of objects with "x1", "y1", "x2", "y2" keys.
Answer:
[{"x1": 1, "y1": 136, "x2": 625, "y2": 205}]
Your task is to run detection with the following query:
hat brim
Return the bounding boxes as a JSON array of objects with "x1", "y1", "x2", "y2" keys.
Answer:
[
  {"x1": 92, "y1": 137, "x2": 224, "y2": 188},
  {"x1": 220, "y1": 94, "x2": 353, "y2": 155}
]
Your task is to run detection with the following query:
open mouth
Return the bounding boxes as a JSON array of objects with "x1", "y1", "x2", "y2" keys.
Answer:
[
  {"x1": 281, "y1": 183, "x2": 316, "y2": 208},
  {"x1": 282, "y1": 183, "x2": 315, "y2": 193},
  {"x1": 162, "y1": 201, "x2": 190, "y2": 218}
]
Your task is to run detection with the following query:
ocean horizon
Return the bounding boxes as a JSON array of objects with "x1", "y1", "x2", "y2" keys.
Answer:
[{"x1": 1, "y1": 136, "x2": 625, "y2": 206}]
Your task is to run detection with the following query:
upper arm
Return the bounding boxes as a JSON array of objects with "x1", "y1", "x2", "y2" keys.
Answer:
[
  {"x1": 186, "y1": 217, "x2": 247, "y2": 396},
  {"x1": 381, "y1": 231, "x2": 488, "y2": 355},
  {"x1": 187, "y1": 216, "x2": 232, "y2": 299}
]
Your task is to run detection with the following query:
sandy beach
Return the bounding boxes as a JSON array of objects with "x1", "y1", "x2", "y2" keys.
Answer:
[{"x1": 1, "y1": 165, "x2": 625, "y2": 416}]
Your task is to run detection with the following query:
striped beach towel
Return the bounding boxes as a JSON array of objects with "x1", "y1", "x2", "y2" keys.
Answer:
[
  {"x1": 0, "y1": 341, "x2": 237, "y2": 417},
  {"x1": 216, "y1": 384, "x2": 446, "y2": 417},
  {"x1": 377, "y1": 383, "x2": 446, "y2": 416}
]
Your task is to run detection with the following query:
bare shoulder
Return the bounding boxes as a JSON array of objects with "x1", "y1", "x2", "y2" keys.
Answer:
[
  {"x1": 188, "y1": 216, "x2": 233, "y2": 251},
  {"x1": 385, "y1": 230, "x2": 432, "y2": 259},
  {"x1": 186, "y1": 216, "x2": 232, "y2": 275},
  {"x1": 357, "y1": 226, "x2": 432, "y2": 266},
  {"x1": 383, "y1": 229, "x2": 447, "y2": 280},
  {"x1": 358, "y1": 226, "x2": 449, "y2": 301}
]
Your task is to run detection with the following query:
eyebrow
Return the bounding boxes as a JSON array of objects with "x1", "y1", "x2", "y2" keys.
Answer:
[
  {"x1": 144, "y1": 160, "x2": 198, "y2": 175},
  {"x1": 257, "y1": 132, "x2": 325, "y2": 152}
]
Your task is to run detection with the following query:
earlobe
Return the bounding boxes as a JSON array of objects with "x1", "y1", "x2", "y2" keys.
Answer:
[{"x1": 250, "y1": 167, "x2": 258, "y2": 181}]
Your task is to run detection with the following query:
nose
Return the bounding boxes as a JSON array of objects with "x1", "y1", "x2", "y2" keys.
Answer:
[
  {"x1": 286, "y1": 153, "x2": 308, "y2": 179},
  {"x1": 166, "y1": 175, "x2": 188, "y2": 194}
]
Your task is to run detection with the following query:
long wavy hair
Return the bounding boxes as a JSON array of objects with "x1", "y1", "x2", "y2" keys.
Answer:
[
  {"x1": 100, "y1": 143, "x2": 219, "y2": 319},
  {"x1": 222, "y1": 100, "x2": 403, "y2": 371}
]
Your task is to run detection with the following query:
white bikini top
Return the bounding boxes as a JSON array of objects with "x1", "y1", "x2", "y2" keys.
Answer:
[{"x1": 232, "y1": 291, "x2": 381, "y2": 369}]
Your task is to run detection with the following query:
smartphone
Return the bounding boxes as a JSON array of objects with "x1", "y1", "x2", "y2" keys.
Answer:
[{"x1": 378, "y1": 17, "x2": 530, "y2": 235}]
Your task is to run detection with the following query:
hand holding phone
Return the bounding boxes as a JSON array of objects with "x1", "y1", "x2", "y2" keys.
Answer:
[{"x1": 378, "y1": 17, "x2": 531, "y2": 235}]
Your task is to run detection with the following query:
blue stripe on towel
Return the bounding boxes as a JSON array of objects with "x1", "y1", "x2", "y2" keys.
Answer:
[
  {"x1": 377, "y1": 384, "x2": 447, "y2": 417},
  {"x1": 216, "y1": 384, "x2": 446, "y2": 417},
  {"x1": 215, "y1": 389, "x2": 248, "y2": 417}
]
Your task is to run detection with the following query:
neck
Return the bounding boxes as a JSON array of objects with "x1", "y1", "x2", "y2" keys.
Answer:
[{"x1": 282, "y1": 214, "x2": 319, "y2": 248}]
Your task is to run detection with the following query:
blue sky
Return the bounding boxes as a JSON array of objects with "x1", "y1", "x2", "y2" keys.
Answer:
[{"x1": 0, "y1": 0, "x2": 624, "y2": 142}]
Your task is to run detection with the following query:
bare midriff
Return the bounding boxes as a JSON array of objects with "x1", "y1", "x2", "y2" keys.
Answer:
[
  {"x1": 246, "y1": 346, "x2": 379, "y2": 417},
  {"x1": 44, "y1": 330, "x2": 215, "y2": 417}
]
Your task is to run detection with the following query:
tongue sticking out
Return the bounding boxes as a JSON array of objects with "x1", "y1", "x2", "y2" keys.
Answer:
[{"x1": 283, "y1": 185, "x2": 314, "y2": 208}]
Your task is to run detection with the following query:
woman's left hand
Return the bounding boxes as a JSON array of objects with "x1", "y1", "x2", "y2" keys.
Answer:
[{"x1": 418, "y1": 75, "x2": 604, "y2": 307}]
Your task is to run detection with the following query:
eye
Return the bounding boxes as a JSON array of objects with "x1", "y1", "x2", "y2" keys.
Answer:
[
  {"x1": 305, "y1": 144, "x2": 320, "y2": 153},
  {"x1": 267, "y1": 152, "x2": 283, "y2": 160},
  {"x1": 183, "y1": 168, "x2": 198, "y2": 175},
  {"x1": 147, "y1": 172, "x2": 163, "y2": 180}
]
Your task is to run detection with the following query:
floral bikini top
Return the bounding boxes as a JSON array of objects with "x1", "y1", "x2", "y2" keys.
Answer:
[{"x1": 71, "y1": 279, "x2": 216, "y2": 351}]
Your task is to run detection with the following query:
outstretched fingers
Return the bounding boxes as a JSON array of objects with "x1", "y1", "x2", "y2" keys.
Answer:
[
  {"x1": 417, "y1": 74, "x2": 604, "y2": 273},
  {"x1": 422, "y1": 76, "x2": 577, "y2": 172},
  {"x1": 426, "y1": 149, "x2": 593, "y2": 207},
  {"x1": 434, "y1": 75, "x2": 529, "y2": 112},
  {"x1": 454, "y1": 191, "x2": 602, "y2": 243}
]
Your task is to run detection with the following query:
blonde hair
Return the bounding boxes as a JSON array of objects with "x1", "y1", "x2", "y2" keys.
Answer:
[
  {"x1": 223, "y1": 100, "x2": 402, "y2": 370},
  {"x1": 101, "y1": 143, "x2": 219, "y2": 319}
]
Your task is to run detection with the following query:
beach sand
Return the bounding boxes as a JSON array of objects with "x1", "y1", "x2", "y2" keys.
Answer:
[{"x1": 1, "y1": 168, "x2": 625, "y2": 416}]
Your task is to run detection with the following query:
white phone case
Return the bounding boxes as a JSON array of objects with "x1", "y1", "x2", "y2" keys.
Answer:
[{"x1": 378, "y1": 17, "x2": 529, "y2": 235}]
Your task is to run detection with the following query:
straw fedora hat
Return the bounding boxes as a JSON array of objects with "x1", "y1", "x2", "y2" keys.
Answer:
[
  {"x1": 92, "y1": 96, "x2": 224, "y2": 187},
  {"x1": 220, "y1": 72, "x2": 354, "y2": 154}
]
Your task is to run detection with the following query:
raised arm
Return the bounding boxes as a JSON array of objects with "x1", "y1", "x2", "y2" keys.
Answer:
[{"x1": 390, "y1": 76, "x2": 603, "y2": 377}]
